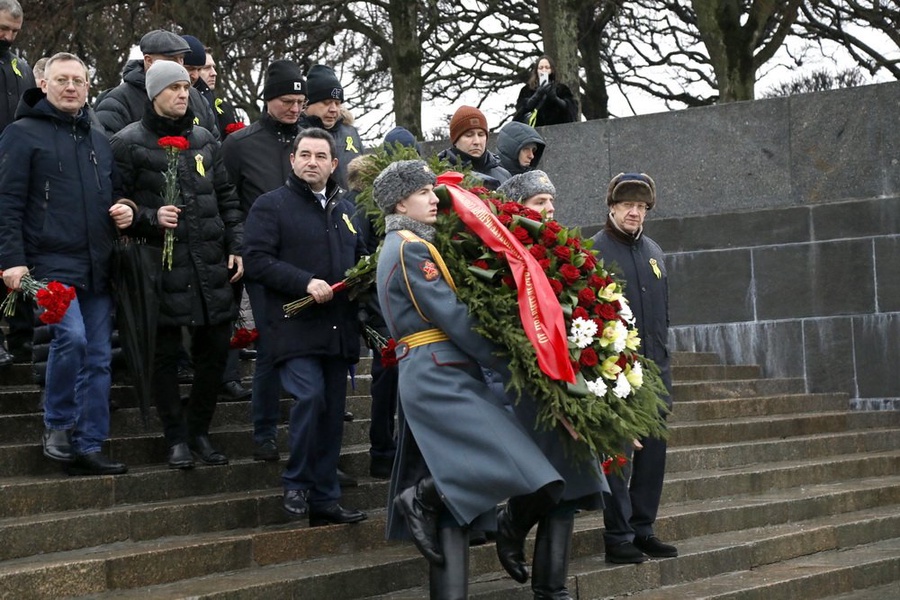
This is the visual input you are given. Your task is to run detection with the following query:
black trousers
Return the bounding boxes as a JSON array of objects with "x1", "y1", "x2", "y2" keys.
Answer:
[
  {"x1": 153, "y1": 323, "x2": 230, "y2": 445},
  {"x1": 368, "y1": 351, "x2": 398, "y2": 460}
]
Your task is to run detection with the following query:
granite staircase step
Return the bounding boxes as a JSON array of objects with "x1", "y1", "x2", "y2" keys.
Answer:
[{"x1": 2, "y1": 349, "x2": 898, "y2": 598}]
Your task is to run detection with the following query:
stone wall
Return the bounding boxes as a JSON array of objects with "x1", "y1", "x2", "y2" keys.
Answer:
[{"x1": 423, "y1": 81, "x2": 900, "y2": 407}]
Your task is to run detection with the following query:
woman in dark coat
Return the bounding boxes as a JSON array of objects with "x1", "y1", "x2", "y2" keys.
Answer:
[
  {"x1": 373, "y1": 160, "x2": 564, "y2": 600},
  {"x1": 110, "y1": 62, "x2": 243, "y2": 470},
  {"x1": 513, "y1": 55, "x2": 578, "y2": 127}
]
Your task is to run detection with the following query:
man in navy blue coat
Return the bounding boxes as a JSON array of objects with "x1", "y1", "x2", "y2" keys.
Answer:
[
  {"x1": 243, "y1": 127, "x2": 367, "y2": 526},
  {"x1": 591, "y1": 172, "x2": 678, "y2": 564},
  {"x1": 0, "y1": 52, "x2": 135, "y2": 476}
]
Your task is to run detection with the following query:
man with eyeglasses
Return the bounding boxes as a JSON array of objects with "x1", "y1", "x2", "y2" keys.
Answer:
[
  {"x1": 0, "y1": 0, "x2": 35, "y2": 367},
  {"x1": 590, "y1": 172, "x2": 678, "y2": 564},
  {"x1": 221, "y1": 59, "x2": 306, "y2": 464},
  {"x1": 297, "y1": 64, "x2": 363, "y2": 190},
  {"x1": 95, "y1": 29, "x2": 219, "y2": 139},
  {"x1": 0, "y1": 52, "x2": 137, "y2": 476}
]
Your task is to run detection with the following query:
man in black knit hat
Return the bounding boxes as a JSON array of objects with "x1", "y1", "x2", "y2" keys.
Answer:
[
  {"x1": 221, "y1": 60, "x2": 305, "y2": 464},
  {"x1": 298, "y1": 64, "x2": 363, "y2": 190}
]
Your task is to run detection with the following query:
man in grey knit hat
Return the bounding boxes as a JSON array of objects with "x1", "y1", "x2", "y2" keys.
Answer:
[{"x1": 497, "y1": 170, "x2": 557, "y2": 221}]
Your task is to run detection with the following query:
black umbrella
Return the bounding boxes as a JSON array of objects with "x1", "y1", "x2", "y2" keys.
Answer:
[{"x1": 110, "y1": 236, "x2": 161, "y2": 426}]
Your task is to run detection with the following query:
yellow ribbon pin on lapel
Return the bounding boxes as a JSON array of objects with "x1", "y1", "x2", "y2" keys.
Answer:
[
  {"x1": 345, "y1": 136, "x2": 358, "y2": 153},
  {"x1": 194, "y1": 154, "x2": 205, "y2": 177},
  {"x1": 11, "y1": 58, "x2": 22, "y2": 77},
  {"x1": 649, "y1": 258, "x2": 661, "y2": 279},
  {"x1": 342, "y1": 213, "x2": 357, "y2": 234}
]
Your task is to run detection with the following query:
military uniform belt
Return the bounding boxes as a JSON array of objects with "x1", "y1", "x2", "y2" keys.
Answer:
[{"x1": 395, "y1": 328, "x2": 449, "y2": 359}]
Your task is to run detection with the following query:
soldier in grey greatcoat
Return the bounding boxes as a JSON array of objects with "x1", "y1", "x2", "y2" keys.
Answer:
[
  {"x1": 373, "y1": 160, "x2": 564, "y2": 599},
  {"x1": 497, "y1": 170, "x2": 608, "y2": 598}
]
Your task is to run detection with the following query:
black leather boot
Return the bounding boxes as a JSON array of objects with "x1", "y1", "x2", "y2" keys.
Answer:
[
  {"x1": 531, "y1": 512, "x2": 575, "y2": 599},
  {"x1": 394, "y1": 476, "x2": 443, "y2": 565},
  {"x1": 428, "y1": 526, "x2": 469, "y2": 600},
  {"x1": 495, "y1": 485, "x2": 560, "y2": 584}
]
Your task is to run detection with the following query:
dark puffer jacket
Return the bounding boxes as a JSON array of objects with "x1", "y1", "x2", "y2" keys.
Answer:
[
  {"x1": 1, "y1": 50, "x2": 35, "y2": 133},
  {"x1": 437, "y1": 146, "x2": 510, "y2": 189},
  {"x1": 496, "y1": 121, "x2": 546, "y2": 176},
  {"x1": 0, "y1": 88, "x2": 125, "y2": 293},
  {"x1": 110, "y1": 108, "x2": 243, "y2": 327},
  {"x1": 95, "y1": 59, "x2": 220, "y2": 139}
]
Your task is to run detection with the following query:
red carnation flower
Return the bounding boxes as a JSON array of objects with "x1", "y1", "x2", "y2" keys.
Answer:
[
  {"x1": 34, "y1": 281, "x2": 77, "y2": 324},
  {"x1": 381, "y1": 338, "x2": 399, "y2": 368},
  {"x1": 229, "y1": 327, "x2": 259, "y2": 349},
  {"x1": 224, "y1": 122, "x2": 246, "y2": 135},
  {"x1": 158, "y1": 136, "x2": 190, "y2": 151}
]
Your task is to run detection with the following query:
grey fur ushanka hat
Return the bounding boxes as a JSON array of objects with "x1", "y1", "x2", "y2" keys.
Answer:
[
  {"x1": 373, "y1": 160, "x2": 437, "y2": 213},
  {"x1": 497, "y1": 170, "x2": 556, "y2": 204}
]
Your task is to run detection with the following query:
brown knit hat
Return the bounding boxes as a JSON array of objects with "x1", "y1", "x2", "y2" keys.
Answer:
[
  {"x1": 606, "y1": 172, "x2": 657, "y2": 211},
  {"x1": 449, "y1": 105, "x2": 488, "y2": 144}
]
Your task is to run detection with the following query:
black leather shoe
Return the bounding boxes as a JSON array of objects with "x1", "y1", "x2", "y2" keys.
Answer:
[
  {"x1": 283, "y1": 489, "x2": 310, "y2": 517},
  {"x1": 168, "y1": 442, "x2": 195, "y2": 469},
  {"x1": 0, "y1": 346, "x2": 13, "y2": 367},
  {"x1": 369, "y1": 455, "x2": 393, "y2": 479},
  {"x1": 253, "y1": 439, "x2": 280, "y2": 462},
  {"x1": 343, "y1": 410, "x2": 354, "y2": 422},
  {"x1": 394, "y1": 478, "x2": 443, "y2": 565},
  {"x1": 189, "y1": 435, "x2": 229, "y2": 465},
  {"x1": 337, "y1": 468, "x2": 357, "y2": 487},
  {"x1": 605, "y1": 540, "x2": 647, "y2": 564},
  {"x1": 67, "y1": 452, "x2": 127, "y2": 476},
  {"x1": 218, "y1": 380, "x2": 251, "y2": 401},
  {"x1": 309, "y1": 503, "x2": 367, "y2": 527},
  {"x1": 42, "y1": 429, "x2": 74, "y2": 463},
  {"x1": 633, "y1": 535, "x2": 678, "y2": 558},
  {"x1": 177, "y1": 365, "x2": 194, "y2": 383}
]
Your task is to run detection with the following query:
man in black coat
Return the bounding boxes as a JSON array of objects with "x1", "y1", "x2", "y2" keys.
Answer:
[
  {"x1": 110, "y1": 61, "x2": 243, "y2": 470},
  {"x1": 591, "y1": 172, "x2": 677, "y2": 564},
  {"x1": 222, "y1": 59, "x2": 306, "y2": 462},
  {"x1": 243, "y1": 127, "x2": 367, "y2": 527},
  {"x1": 95, "y1": 29, "x2": 219, "y2": 139},
  {"x1": 0, "y1": 52, "x2": 135, "y2": 476},
  {"x1": 297, "y1": 64, "x2": 363, "y2": 190},
  {"x1": 0, "y1": 0, "x2": 35, "y2": 366}
]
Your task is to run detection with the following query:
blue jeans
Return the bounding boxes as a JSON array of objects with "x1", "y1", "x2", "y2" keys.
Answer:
[
  {"x1": 280, "y1": 355, "x2": 349, "y2": 508},
  {"x1": 43, "y1": 290, "x2": 114, "y2": 455},
  {"x1": 246, "y1": 282, "x2": 282, "y2": 444}
]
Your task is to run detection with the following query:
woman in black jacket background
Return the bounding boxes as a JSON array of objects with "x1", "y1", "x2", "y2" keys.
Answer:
[{"x1": 513, "y1": 55, "x2": 578, "y2": 127}]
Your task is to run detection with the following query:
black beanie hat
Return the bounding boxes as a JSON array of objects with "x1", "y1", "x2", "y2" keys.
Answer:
[
  {"x1": 263, "y1": 60, "x2": 306, "y2": 101},
  {"x1": 305, "y1": 64, "x2": 344, "y2": 105}
]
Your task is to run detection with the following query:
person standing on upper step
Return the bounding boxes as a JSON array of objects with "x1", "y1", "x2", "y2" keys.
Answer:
[
  {"x1": 0, "y1": 52, "x2": 135, "y2": 476},
  {"x1": 110, "y1": 61, "x2": 243, "y2": 471},
  {"x1": 590, "y1": 172, "x2": 677, "y2": 564},
  {"x1": 438, "y1": 105, "x2": 510, "y2": 189},
  {"x1": 297, "y1": 64, "x2": 363, "y2": 190},
  {"x1": 496, "y1": 121, "x2": 546, "y2": 177}
]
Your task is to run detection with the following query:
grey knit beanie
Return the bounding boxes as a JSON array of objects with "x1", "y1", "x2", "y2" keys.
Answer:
[
  {"x1": 146, "y1": 60, "x2": 190, "y2": 100},
  {"x1": 497, "y1": 170, "x2": 556, "y2": 204},
  {"x1": 373, "y1": 160, "x2": 437, "y2": 213}
]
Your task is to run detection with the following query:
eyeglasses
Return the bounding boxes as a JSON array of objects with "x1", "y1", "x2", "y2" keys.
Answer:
[
  {"x1": 278, "y1": 98, "x2": 306, "y2": 109},
  {"x1": 50, "y1": 77, "x2": 88, "y2": 89},
  {"x1": 619, "y1": 202, "x2": 649, "y2": 213}
]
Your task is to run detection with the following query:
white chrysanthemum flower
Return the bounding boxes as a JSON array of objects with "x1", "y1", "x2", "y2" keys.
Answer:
[
  {"x1": 618, "y1": 300, "x2": 635, "y2": 325},
  {"x1": 613, "y1": 372, "x2": 632, "y2": 398},
  {"x1": 586, "y1": 378, "x2": 608, "y2": 397},
  {"x1": 569, "y1": 317, "x2": 598, "y2": 349},
  {"x1": 610, "y1": 320, "x2": 628, "y2": 353},
  {"x1": 626, "y1": 361, "x2": 643, "y2": 390}
]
